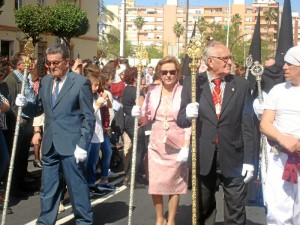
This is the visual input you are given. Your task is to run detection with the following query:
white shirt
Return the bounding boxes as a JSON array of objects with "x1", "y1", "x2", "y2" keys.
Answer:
[
  {"x1": 91, "y1": 97, "x2": 104, "y2": 143},
  {"x1": 264, "y1": 82, "x2": 300, "y2": 139}
]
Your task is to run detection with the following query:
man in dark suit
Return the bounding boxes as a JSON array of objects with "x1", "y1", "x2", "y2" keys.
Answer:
[
  {"x1": 177, "y1": 41, "x2": 255, "y2": 225},
  {"x1": 16, "y1": 43, "x2": 95, "y2": 225},
  {"x1": 0, "y1": 52, "x2": 36, "y2": 194}
]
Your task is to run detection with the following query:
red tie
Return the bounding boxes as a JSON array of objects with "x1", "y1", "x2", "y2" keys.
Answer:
[
  {"x1": 212, "y1": 78, "x2": 222, "y2": 119},
  {"x1": 212, "y1": 78, "x2": 222, "y2": 144}
]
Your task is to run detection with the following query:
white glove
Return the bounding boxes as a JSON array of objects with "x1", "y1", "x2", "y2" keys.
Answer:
[
  {"x1": 131, "y1": 105, "x2": 141, "y2": 117},
  {"x1": 186, "y1": 102, "x2": 199, "y2": 119},
  {"x1": 15, "y1": 94, "x2": 28, "y2": 107},
  {"x1": 176, "y1": 146, "x2": 189, "y2": 163},
  {"x1": 253, "y1": 98, "x2": 264, "y2": 120},
  {"x1": 242, "y1": 164, "x2": 254, "y2": 183},
  {"x1": 74, "y1": 145, "x2": 87, "y2": 163}
]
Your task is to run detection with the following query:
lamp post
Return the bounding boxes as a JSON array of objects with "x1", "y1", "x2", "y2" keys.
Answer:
[
  {"x1": 226, "y1": 0, "x2": 232, "y2": 48},
  {"x1": 120, "y1": 0, "x2": 126, "y2": 57}
]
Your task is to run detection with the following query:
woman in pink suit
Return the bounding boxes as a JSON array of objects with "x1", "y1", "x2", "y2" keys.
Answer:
[{"x1": 137, "y1": 56, "x2": 190, "y2": 225}]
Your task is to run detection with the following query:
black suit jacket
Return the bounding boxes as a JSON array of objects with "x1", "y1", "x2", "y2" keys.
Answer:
[{"x1": 177, "y1": 72, "x2": 255, "y2": 178}]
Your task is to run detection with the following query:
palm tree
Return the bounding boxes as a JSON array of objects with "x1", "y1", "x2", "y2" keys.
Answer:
[
  {"x1": 263, "y1": 8, "x2": 277, "y2": 41},
  {"x1": 173, "y1": 22, "x2": 185, "y2": 58},
  {"x1": 97, "y1": 0, "x2": 119, "y2": 57},
  {"x1": 133, "y1": 15, "x2": 145, "y2": 45},
  {"x1": 231, "y1": 13, "x2": 242, "y2": 32},
  {"x1": 197, "y1": 17, "x2": 208, "y2": 38}
]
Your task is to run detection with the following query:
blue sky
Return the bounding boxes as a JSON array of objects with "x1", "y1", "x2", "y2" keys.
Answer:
[{"x1": 104, "y1": 0, "x2": 300, "y2": 13}]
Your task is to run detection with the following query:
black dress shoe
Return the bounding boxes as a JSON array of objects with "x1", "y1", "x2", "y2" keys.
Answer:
[{"x1": 134, "y1": 182, "x2": 145, "y2": 189}]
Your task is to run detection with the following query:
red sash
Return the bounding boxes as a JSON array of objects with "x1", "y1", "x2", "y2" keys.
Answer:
[{"x1": 268, "y1": 139, "x2": 300, "y2": 184}]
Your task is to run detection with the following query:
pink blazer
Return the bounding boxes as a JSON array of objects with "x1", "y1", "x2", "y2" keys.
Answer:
[{"x1": 141, "y1": 82, "x2": 191, "y2": 141}]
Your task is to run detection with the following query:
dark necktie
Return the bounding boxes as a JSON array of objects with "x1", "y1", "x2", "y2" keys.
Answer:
[
  {"x1": 52, "y1": 78, "x2": 61, "y2": 106},
  {"x1": 212, "y1": 78, "x2": 222, "y2": 144}
]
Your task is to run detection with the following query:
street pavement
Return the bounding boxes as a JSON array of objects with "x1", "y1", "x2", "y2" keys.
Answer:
[{"x1": 1, "y1": 150, "x2": 267, "y2": 225}]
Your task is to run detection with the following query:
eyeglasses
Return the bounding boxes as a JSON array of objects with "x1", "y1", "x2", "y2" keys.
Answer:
[
  {"x1": 45, "y1": 60, "x2": 64, "y2": 67},
  {"x1": 161, "y1": 70, "x2": 177, "y2": 75},
  {"x1": 209, "y1": 55, "x2": 233, "y2": 64}
]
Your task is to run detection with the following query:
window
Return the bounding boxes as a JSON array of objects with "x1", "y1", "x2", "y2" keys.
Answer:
[
  {"x1": 245, "y1": 17, "x2": 252, "y2": 22},
  {"x1": 177, "y1": 10, "x2": 184, "y2": 14},
  {"x1": 15, "y1": 0, "x2": 22, "y2": 9},
  {"x1": 245, "y1": 26, "x2": 253, "y2": 30},
  {"x1": 215, "y1": 17, "x2": 222, "y2": 23}
]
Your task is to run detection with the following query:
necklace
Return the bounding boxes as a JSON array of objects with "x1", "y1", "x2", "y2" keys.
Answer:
[{"x1": 162, "y1": 95, "x2": 172, "y2": 131}]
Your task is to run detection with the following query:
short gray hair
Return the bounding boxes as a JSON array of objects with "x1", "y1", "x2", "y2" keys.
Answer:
[
  {"x1": 46, "y1": 43, "x2": 70, "y2": 59},
  {"x1": 202, "y1": 40, "x2": 224, "y2": 64}
]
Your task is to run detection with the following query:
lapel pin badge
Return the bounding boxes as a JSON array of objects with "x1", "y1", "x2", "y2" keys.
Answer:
[{"x1": 232, "y1": 88, "x2": 235, "y2": 92}]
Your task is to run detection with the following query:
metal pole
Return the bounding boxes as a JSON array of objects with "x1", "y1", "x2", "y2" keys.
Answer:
[
  {"x1": 120, "y1": 0, "x2": 126, "y2": 57},
  {"x1": 1, "y1": 38, "x2": 34, "y2": 225},
  {"x1": 185, "y1": 0, "x2": 189, "y2": 48},
  {"x1": 226, "y1": 0, "x2": 231, "y2": 48},
  {"x1": 127, "y1": 45, "x2": 148, "y2": 225},
  {"x1": 186, "y1": 37, "x2": 201, "y2": 225}
]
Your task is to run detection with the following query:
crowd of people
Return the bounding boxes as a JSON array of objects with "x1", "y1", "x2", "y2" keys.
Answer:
[{"x1": 0, "y1": 41, "x2": 299, "y2": 225}]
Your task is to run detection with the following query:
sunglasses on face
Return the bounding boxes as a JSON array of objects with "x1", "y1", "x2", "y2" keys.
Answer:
[{"x1": 161, "y1": 70, "x2": 177, "y2": 75}]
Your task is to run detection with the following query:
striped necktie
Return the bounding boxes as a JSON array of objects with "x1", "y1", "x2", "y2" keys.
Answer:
[{"x1": 52, "y1": 77, "x2": 61, "y2": 106}]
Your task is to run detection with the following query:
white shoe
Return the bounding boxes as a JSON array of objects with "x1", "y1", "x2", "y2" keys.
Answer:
[
  {"x1": 58, "y1": 202, "x2": 65, "y2": 213},
  {"x1": 108, "y1": 169, "x2": 118, "y2": 177}
]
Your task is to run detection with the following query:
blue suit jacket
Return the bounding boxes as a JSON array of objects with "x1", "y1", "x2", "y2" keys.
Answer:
[{"x1": 25, "y1": 70, "x2": 95, "y2": 156}]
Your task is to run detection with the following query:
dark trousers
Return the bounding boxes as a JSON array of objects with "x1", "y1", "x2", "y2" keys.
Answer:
[
  {"x1": 37, "y1": 145, "x2": 93, "y2": 225},
  {"x1": 198, "y1": 151, "x2": 247, "y2": 225}
]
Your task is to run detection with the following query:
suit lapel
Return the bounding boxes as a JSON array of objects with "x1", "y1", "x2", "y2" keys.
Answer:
[
  {"x1": 46, "y1": 76, "x2": 54, "y2": 109},
  {"x1": 198, "y1": 74, "x2": 215, "y2": 111},
  {"x1": 221, "y1": 75, "x2": 236, "y2": 115},
  {"x1": 53, "y1": 72, "x2": 75, "y2": 108}
]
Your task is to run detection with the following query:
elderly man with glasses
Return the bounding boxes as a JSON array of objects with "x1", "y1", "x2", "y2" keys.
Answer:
[{"x1": 177, "y1": 41, "x2": 255, "y2": 225}]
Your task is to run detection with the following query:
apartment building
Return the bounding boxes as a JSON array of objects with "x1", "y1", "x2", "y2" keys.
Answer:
[
  {"x1": 0, "y1": 0, "x2": 298, "y2": 59},
  {"x1": 108, "y1": 0, "x2": 299, "y2": 57},
  {"x1": 0, "y1": 0, "x2": 98, "y2": 59}
]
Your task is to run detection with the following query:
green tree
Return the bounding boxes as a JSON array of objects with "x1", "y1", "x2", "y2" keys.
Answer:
[
  {"x1": 47, "y1": 2, "x2": 89, "y2": 49},
  {"x1": 263, "y1": 8, "x2": 277, "y2": 41},
  {"x1": 146, "y1": 46, "x2": 163, "y2": 59},
  {"x1": 14, "y1": 4, "x2": 49, "y2": 46},
  {"x1": 173, "y1": 22, "x2": 185, "y2": 57},
  {"x1": 231, "y1": 13, "x2": 242, "y2": 31},
  {"x1": 98, "y1": 28, "x2": 133, "y2": 59},
  {"x1": 97, "y1": 1, "x2": 117, "y2": 43},
  {"x1": 196, "y1": 17, "x2": 208, "y2": 38},
  {"x1": 133, "y1": 15, "x2": 145, "y2": 45}
]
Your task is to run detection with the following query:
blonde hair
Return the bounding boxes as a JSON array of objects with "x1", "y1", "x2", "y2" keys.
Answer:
[{"x1": 155, "y1": 56, "x2": 181, "y2": 80}]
